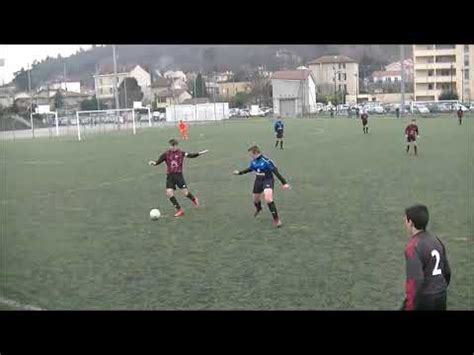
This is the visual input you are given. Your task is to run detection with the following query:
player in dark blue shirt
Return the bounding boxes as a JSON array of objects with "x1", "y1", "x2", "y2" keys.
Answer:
[
  {"x1": 233, "y1": 145, "x2": 290, "y2": 227},
  {"x1": 274, "y1": 118, "x2": 284, "y2": 149}
]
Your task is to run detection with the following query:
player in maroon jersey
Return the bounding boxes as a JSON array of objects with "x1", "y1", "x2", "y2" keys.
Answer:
[
  {"x1": 405, "y1": 118, "x2": 419, "y2": 155},
  {"x1": 401, "y1": 204, "x2": 451, "y2": 310},
  {"x1": 360, "y1": 110, "x2": 369, "y2": 134},
  {"x1": 149, "y1": 139, "x2": 208, "y2": 217},
  {"x1": 456, "y1": 107, "x2": 463, "y2": 125}
]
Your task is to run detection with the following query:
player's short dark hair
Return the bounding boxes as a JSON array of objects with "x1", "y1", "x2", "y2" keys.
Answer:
[
  {"x1": 169, "y1": 139, "x2": 179, "y2": 146},
  {"x1": 405, "y1": 204, "x2": 429, "y2": 231},
  {"x1": 247, "y1": 145, "x2": 261, "y2": 154}
]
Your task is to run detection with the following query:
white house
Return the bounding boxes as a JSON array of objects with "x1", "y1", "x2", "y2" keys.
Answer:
[
  {"x1": 94, "y1": 65, "x2": 151, "y2": 103},
  {"x1": 372, "y1": 70, "x2": 401, "y2": 83},
  {"x1": 163, "y1": 70, "x2": 187, "y2": 90},
  {"x1": 271, "y1": 69, "x2": 317, "y2": 117},
  {"x1": 44, "y1": 81, "x2": 81, "y2": 93},
  {"x1": 385, "y1": 58, "x2": 414, "y2": 81}
]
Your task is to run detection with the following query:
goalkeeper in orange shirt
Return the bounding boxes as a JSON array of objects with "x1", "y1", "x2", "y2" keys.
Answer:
[{"x1": 178, "y1": 120, "x2": 189, "y2": 140}]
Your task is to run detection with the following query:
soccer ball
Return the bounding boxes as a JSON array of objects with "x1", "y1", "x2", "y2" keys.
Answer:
[{"x1": 149, "y1": 209, "x2": 161, "y2": 220}]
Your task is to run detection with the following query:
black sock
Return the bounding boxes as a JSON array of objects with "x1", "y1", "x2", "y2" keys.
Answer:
[
  {"x1": 186, "y1": 192, "x2": 195, "y2": 201},
  {"x1": 275, "y1": 140, "x2": 279, "y2": 147},
  {"x1": 254, "y1": 201, "x2": 262, "y2": 211},
  {"x1": 170, "y1": 196, "x2": 181, "y2": 210},
  {"x1": 280, "y1": 141, "x2": 283, "y2": 149},
  {"x1": 406, "y1": 145, "x2": 410, "y2": 153},
  {"x1": 414, "y1": 146, "x2": 418, "y2": 155},
  {"x1": 267, "y1": 201, "x2": 279, "y2": 220}
]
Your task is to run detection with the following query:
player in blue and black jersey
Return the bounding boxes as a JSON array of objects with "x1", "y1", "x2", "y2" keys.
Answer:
[
  {"x1": 274, "y1": 117, "x2": 284, "y2": 149},
  {"x1": 233, "y1": 145, "x2": 290, "y2": 227}
]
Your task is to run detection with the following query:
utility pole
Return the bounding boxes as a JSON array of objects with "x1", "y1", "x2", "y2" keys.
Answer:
[
  {"x1": 400, "y1": 45, "x2": 406, "y2": 116},
  {"x1": 355, "y1": 72, "x2": 358, "y2": 104},
  {"x1": 124, "y1": 77, "x2": 128, "y2": 108},
  {"x1": 112, "y1": 45, "x2": 120, "y2": 110},
  {"x1": 95, "y1": 63, "x2": 101, "y2": 111},
  {"x1": 63, "y1": 61, "x2": 68, "y2": 115},
  {"x1": 27, "y1": 64, "x2": 32, "y2": 92}
]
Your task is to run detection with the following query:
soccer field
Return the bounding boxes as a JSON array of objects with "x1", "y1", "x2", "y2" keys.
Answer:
[{"x1": 1, "y1": 116, "x2": 472, "y2": 310}]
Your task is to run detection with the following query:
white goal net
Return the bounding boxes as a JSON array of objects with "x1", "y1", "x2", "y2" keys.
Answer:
[{"x1": 74, "y1": 108, "x2": 151, "y2": 141}]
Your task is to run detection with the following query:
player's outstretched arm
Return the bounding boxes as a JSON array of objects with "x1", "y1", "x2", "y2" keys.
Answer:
[
  {"x1": 273, "y1": 167, "x2": 290, "y2": 189},
  {"x1": 185, "y1": 150, "x2": 208, "y2": 158},
  {"x1": 233, "y1": 168, "x2": 252, "y2": 175},
  {"x1": 149, "y1": 153, "x2": 166, "y2": 166}
]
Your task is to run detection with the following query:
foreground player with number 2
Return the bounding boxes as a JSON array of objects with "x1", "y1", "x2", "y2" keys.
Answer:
[
  {"x1": 401, "y1": 204, "x2": 451, "y2": 310},
  {"x1": 233, "y1": 145, "x2": 290, "y2": 228}
]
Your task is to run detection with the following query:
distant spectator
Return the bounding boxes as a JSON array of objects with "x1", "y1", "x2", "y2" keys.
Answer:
[{"x1": 457, "y1": 107, "x2": 463, "y2": 125}]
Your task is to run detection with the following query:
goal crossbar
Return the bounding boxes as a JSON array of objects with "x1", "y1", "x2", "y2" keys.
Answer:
[{"x1": 75, "y1": 107, "x2": 151, "y2": 141}]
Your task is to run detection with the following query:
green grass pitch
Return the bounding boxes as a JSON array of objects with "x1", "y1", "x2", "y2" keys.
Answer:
[{"x1": 1, "y1": 115, "x2": 472, "y2": 310}]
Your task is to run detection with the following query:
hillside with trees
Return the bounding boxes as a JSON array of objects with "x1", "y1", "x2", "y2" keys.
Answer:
[{"x1": 11, "y1": 45, "x2": 412, "y2": 91}]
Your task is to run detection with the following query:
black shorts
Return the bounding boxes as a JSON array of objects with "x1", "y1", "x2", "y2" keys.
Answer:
[
  {"x1": 407, "y1": 135, "x2": 416, "y2": 143},
  {"x1": 276, "y1": 130, "x2": 284, "y2": 139},
  {"x1": 416, "y1": 293, "x2": 447, "y2": 311},
  {"x1": 253, "y1": 177, "x2": 274, "y2": 194},
  {"x1": 166, "y1": 173, "x2": 187, "y2": 190}
]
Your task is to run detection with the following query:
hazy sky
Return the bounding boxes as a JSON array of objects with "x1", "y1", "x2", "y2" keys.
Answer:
[{"x1": 0, "y1": 45, "x2": 92, "y2": 84}]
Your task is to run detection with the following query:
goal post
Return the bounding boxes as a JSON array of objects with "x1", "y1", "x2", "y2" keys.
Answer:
[
  {"x1": 75, "y1": 107, "x2": 151, "y2": 141},
  {"x1": 30, "y1": 105, "x2": 59, "y2": 138}
]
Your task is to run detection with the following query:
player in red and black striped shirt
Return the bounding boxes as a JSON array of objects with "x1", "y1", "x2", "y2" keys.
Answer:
[
  {"x1": 401, "y1": 204, "x2": 451, "y2": 310},
  {"x1": 405, "y1": 118, "x2": 419, "y2": 155},
  {"x1": 360, "y1": 110, "x2": 369, "y2": 134},
  {"x1": 149, "y1": 139, "x2": 208, "y2": 217}
]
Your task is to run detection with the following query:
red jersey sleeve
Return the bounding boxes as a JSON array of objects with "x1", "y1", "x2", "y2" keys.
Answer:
[{"x1": 403, "y1": 239, "x2": 425, "y2": 310}]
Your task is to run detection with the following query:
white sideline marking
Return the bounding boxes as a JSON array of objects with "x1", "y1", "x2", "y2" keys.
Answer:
[
  {"x1": 308, "y1": 128, "x2": 325, "y2": 135},
  {"x1": 0, "y1": 296, "x2": 44, "y2": 311},
  {"x1": 22, "y1": 160, "x2": 64, "y2": 165}
]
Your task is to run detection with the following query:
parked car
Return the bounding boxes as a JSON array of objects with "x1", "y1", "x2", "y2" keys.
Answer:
[
  {"x1": 240, "y1": 109, "x2": 250, "y2": 117},
  {"x1": 57, "y1": 117, "x2": 69, "y2": 126},
  {"x1": 367, "y1": 105, "x2": 384, "y2": 114},
  {"x1": 456, "y1": 104, "x2": 469, "y2": 112},
  {"x1": 250, "y1": 105, "x2": 265, "y2": 117},
  {"x1": 413, "y1": 105, "x2": 430, "y2": 114},
  {"x1": 470, "y1": 103, "x2": 474, "y2": 111},
  {"x1": 324, "y1": 104, "x2": 335, "y2": 112},
  {"x1": 229, "y1": 108, "x2": 239, "y2": 117},
  {"x1": 261, "y1": 107, "x2": 273, "y2": 115}
]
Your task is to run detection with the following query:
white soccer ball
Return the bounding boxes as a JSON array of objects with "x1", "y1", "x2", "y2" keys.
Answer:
[{"x1": 149, "y1": 208, "x2": 161, "y2": 220}]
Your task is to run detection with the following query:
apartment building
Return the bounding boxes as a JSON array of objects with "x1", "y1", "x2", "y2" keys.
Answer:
[{"x1": 413, "y1": 44, "x2": 473, "y2": 102}]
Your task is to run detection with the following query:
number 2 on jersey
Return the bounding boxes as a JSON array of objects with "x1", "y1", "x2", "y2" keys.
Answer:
[{"x1": 431, "y1": 250, "x2": 442, "y2": 276}]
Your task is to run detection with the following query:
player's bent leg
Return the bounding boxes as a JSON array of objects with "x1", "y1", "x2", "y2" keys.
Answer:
[
  {"x1": 167, "y1": 188, "x2": 183, "y2": 214},
  {"x1": 264, "y1": 188, "x2": 281, "y2": 227},
  {"x1": 166, "y1": 188, "x2": 174, "y2": 198},
  {"x1": 263, "y1": 188, "x2": 273, "y2": 203},
  {"x1": 181, "y1": 187, "x2": 199, "y2": 207},
  {"x1": 253, "y1": 193, "x2": 262, "y2": 217}
]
